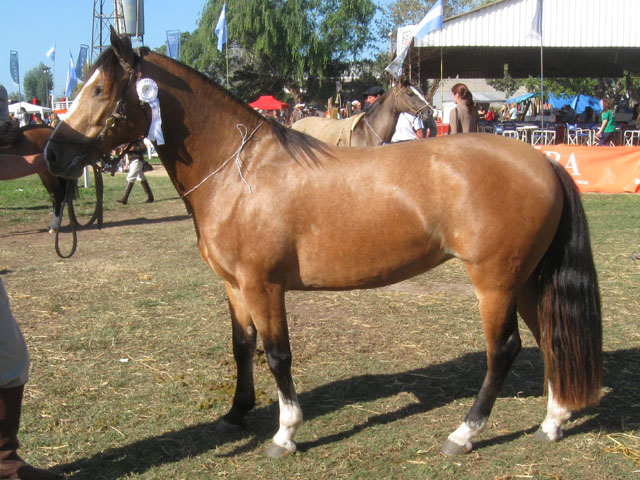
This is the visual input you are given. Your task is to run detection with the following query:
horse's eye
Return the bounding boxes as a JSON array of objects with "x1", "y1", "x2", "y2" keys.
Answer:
[{"x1": 93, "y1": 86, "x2": 103, "y2": 97}]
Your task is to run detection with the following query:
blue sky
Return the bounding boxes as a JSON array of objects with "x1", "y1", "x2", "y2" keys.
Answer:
[
  {"x1": 1, "y1": 0, "x2": 207, "y2": 98},
  {"x1": 2, "y1": 0, "x2": 392, "y2": 100}
]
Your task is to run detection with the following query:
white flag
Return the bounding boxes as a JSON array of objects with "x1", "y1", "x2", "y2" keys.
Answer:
[
  {"x1": 528, "y1": 0, "x2": 543, "y2": 41},
  {"x1": 414, "y1": 0, "x2": 443, "y2": 41},
  {"x1": 385, "y1": 1, "x2": 444, "y2": 79},
  {"x1": 385, "y1": 46, "x2": 410, "y2": 78},
  {"x1": 46, "y1": 43, "x2": 56, "y2": 62}
]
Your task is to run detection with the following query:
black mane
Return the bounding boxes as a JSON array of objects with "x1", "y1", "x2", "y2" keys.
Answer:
[{"x1": 93, "y1": 46, "x2": 330, "y2": 163}]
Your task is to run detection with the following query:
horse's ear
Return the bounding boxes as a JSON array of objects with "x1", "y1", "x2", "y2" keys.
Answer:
[{"x1": 110, "y1": 26, "x2": 136, "y2": 70}]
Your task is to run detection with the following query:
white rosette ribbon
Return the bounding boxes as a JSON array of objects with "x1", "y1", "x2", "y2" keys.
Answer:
[{"x1": 136, "y1": 78, "x2": 165, "y2": 145}]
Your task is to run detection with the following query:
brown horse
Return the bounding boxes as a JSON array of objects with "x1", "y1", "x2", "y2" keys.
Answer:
[
  {"x1": 45, "y1": 31, "x2": 602, "y2": 458},
  {"x1": 4, "y1": 124, "x2": 70, "y2": 232},
  {"x1": 291, "y1": 82, "x2": 429, "y2": 146}
]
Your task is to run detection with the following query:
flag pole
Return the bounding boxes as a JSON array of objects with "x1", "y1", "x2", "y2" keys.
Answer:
[
  {"x1": 51, "y1": 55, "x2": 56, "y2": 109},
  {"x1": 439, "y1": 33, "x2": 443, "y2": 128},
  {"x1": 225, "y1": 34, "x2": 229, "y2": 90},
  {"x1": 540, "y1": 36, "x2": 544, "y2": 131}
]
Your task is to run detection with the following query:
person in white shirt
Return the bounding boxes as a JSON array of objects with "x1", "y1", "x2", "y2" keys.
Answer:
[{"x1": 391, "y1": 112, "x2": 425, "y2": 143}]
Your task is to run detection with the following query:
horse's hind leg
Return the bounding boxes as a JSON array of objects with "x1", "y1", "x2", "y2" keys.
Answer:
[
  {"x1": 517, "y1": 282, "x2": 571, "y2": 442},
  {"x1": 218, "y1": 282, "x2": 258, "y2": 430},
  {"x1": 441, "y1": 288, "x2": 521, "y2": 455}
]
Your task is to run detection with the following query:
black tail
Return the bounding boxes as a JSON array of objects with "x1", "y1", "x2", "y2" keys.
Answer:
[{"x1": 535, "y1": 160, "x2": 602, "y2": 410}]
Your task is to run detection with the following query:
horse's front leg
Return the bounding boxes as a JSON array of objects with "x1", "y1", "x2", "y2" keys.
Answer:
[
  {"x1": 240, "y1": 279, "x2": 302, "y2": 457},
  {"x1": 38, "y1": 173, "x2": 64, "y2": 233},
  {"x1": 218, "y1": 282, "x2": 258, "y2": 430}
]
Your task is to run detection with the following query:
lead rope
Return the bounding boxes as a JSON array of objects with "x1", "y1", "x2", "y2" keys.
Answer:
[
  {"x1": 364, "y1": 118, "x2": 385, "y2": 144},
  {"x1": 54, "y1": 180, "x2": 78, "y2": 259},
  {"x1": 180, "y1": 122, "x2": 263, "y2": 198}
]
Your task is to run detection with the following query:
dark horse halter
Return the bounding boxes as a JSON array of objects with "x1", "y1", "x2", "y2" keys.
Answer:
[
  {"x1": 50, "y1": 52, "x2": 150, "y2": 258},
  {"x1": 93, "y1": 55, "x2": 151, "y2": 173}
]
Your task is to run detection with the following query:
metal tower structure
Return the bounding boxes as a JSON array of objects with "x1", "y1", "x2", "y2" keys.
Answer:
[{"x1": 91, "y1": 0, "x2": 125, "y2": 63}]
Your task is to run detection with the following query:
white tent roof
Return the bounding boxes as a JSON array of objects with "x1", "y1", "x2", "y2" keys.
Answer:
[
  {"x1": 9, "y1": 102, "x2": 52, "y2": 115},
  {"x1": 406, "y1": 0, "x2": 640, "y2": 78},
  {"x1": 416, "y1": 0, "x2": 639, "y2": 49},
  {"x1": 430, "y1": 79, "x2": 527, "y2": 108}
]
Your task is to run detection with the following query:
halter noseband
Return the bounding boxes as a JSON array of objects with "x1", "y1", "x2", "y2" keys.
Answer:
[{"x1": 94, "y1": 60, "x2": 144, "y2": 144}]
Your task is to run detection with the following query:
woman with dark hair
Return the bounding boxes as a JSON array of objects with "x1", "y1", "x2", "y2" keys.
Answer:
[
  {"x1": 449, "y1": 83, "x2": 478, "y2": 134},
  {"x1": 595, "y1": 98, "x2": 616, "y2": 146}
]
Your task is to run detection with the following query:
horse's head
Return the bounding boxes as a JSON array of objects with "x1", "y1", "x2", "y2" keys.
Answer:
[
  {"x1": 392, "y1": 80, "x2": 431, "y2": 117},
  {"x1": 46, "y1": 29, "x2": 150, "y2": 178}
]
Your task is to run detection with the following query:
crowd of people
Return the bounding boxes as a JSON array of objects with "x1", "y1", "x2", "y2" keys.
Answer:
[{"x1": 5, "y1": 106, "x2": 59, "y2": 130}]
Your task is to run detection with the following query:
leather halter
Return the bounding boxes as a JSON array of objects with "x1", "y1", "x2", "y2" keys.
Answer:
[
  {"x1": 52, "y1": 50, "x2": 150, "y2": 172},
  {"x1": 392, "y1": 85, "x2": 429, "y2": 116},
  {"x1": 94, "y1": 59, "x2": 145, "y2": 146}
]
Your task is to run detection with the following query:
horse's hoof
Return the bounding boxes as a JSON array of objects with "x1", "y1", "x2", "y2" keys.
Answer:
[
  {"x1": 48, "y1": 227, "x2": 57, "y2": 234},
  {"x1": 264, "y1": 442, "x2": 295, "y2": 458},
  {"x1": 216, "y1": 418, "x2": 244, "y2": 433},
  {"x1": 440, "y1": 439, "x2": 471, "y2": 456},
  {"x1": 533, "y1": 426, "x2": 562, "y2": 442},
  {"x1": 533, "y1": 427, "x2": 551, "y2": 442}
]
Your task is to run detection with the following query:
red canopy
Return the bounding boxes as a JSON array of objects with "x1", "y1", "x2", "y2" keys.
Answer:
[{"x1": 248, "y1": 95, "x2": 289, "y2": 110}]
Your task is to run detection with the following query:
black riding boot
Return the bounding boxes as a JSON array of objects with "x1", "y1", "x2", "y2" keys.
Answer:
[
  {"x1": 117, "y1": 182, "x2": 134, "y2": 205},
  {"x1": 0, "y1": 386, "x2": 60, "y2": 479},
  {"x1": 141, "y1": 181, "x2": 154, "y2": 203}
]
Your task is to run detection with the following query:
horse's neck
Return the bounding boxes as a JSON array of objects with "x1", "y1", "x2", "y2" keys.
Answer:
[
  {"x1": 148, "y1": 56, "x2": 263, "y2": 196},
  {"x1": 360, "y1": 93, "x2": 400, "y2": 143}
]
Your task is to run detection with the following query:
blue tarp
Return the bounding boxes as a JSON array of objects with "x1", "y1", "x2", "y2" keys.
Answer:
[
  {"x1": 506, "y1": 92, "x2": 540, "y2": 103},
  {"x1": 548, "y1": 94, "x2": 602, "y2": 114}
]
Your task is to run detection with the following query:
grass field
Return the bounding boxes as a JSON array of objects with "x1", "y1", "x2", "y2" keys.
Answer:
[{"x1": 0, "y1": 169, "x2": 639, "y2": 479}]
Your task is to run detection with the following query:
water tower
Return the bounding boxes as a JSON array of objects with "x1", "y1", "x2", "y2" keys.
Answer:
[{"x1": 91, "y1": 0, "x2": 144, "y2": 63}]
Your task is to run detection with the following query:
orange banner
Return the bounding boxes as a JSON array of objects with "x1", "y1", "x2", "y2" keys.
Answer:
[{"x1": 536, "y1": 146, "x2": 640, "y2": 193}]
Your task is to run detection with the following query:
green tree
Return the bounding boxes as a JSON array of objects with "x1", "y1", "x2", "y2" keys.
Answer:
[
  {"x1": 182, "y1": 0, "x2": 376, "y2": 103},
  {"x1": 23, "y1": 63, "x2": 53, "y2": 107},
  {"x1": 487, "y1": 65, "x2": 523, "y2": 97},
  {"x1": 8, "y1": 91, "x2": 23, "y2": 103}
]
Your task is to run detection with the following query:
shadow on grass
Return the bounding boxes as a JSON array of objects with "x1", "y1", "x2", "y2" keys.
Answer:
[
  {"x1": 55, "y1": 347, "x2": 639, "y2": 479},
  {"x1": 0, "y1": 213, "x2": 192, "y2": 239},
  {"x1": 82, "y1": 213, "x2": 192, "y2": 231}
]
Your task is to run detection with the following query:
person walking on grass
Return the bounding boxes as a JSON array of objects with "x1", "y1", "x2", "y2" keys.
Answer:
[
  {"x1": 117, "y1": 137, "x2": 154, "y2": 205},
  {"x1": 0, "y1": 151, "x2": 60, "y2": 480}
]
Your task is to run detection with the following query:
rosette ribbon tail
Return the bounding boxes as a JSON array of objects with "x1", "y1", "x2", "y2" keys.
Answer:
[
  {"x1": 147, "y1": 98, "x2": 165, "y2": 145},
  {"x1": 136, "y1": 78, "x2": 165, "y2": 145}
]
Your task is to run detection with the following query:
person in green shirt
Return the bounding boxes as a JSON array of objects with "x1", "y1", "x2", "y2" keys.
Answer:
[{"x1": 595, "y1": 97, "x2": 616, "y2": 146}]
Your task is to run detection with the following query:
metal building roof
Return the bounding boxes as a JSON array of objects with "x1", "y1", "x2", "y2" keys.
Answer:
[{"x1": 409, "y1": 0, "x2": 640, "y2": 78}]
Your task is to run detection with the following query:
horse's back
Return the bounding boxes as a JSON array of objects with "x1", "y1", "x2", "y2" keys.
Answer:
[
  {"x1": 291, "y1": 116, "x2": 353, "y2": 146},
  {"x1": 5, "y1": 124, "x2": 53, "y2": 155}
]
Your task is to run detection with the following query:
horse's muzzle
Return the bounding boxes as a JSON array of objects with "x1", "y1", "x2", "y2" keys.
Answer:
[{"x1": 45, "y1": 141, "x2": 88, "y2": 179}]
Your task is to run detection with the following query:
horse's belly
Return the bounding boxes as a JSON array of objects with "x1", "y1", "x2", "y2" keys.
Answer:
[{"x1": 292, "y1": 220, "x2": 449, "y2": 290}]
